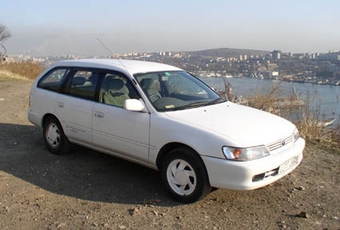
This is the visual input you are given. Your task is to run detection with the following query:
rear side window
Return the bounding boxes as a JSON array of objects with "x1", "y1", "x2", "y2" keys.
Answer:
[
  {"x1": 38, "y1": 68, "x2": 70, "y2": 92},
  {"x1": 67, "y1": 70, "x2": 100, "y2": 100},
  {"x1": 37, "y1": 67, "x2": 137, "y2": 103}
]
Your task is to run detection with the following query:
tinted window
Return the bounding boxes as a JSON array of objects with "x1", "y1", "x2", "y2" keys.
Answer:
[
  {"x1": 66, "y1": 70, "x2": 100, "y2": 100},
  {"x1": 38, "y1": 68, "x2": 70, "y2": 92}
]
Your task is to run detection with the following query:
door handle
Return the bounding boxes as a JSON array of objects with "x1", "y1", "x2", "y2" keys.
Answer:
[
  {"x1": 94, "y1": 111, "x2": 104, "y2": 118},
  {"x1": 58, "y1": 102, "x2": 64, "y2": 108}
]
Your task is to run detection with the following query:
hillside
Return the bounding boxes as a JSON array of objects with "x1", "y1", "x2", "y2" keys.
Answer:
[
  {"x1": 0, "y1": 62, "x2": 43, "y2": 80},
  {"x1": 188, "y1": 47, "x2": 270, "y2": 58}
]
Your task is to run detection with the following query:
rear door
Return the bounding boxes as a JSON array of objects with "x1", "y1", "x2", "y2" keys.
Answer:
[{"x1": 56, "y1": 69, "x2": 100, "y2": 145}]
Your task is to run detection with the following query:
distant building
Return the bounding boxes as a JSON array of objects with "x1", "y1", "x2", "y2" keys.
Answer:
[
  {"x1": 267, "y1": 62, "x2": 278, "y2": 71},
  {"x1": 325, "y1": 64, "x2": 340, "y2": 72},
  {"x1": 308, "y1": 53, "x2": 319, "y2": 60},
  {"x1": 272, "y1": 50, "x2": 281, "y2": 59},
  {"x1": 293, "y1": 53, "x2": 306, "y2": 59},
  {"x1": 272, "y1": 71, "x2": 279, "y2": 77},
  {"x1": 318, "y1": 52, "x2": 340, "y2": 61}
]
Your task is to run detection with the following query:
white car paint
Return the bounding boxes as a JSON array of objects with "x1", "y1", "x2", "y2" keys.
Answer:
[
  {"x1": 164, "y1": 102, "x2": 294, "y2": 147},
  {"x1": 92, "y1": 102, "x2": 150, "y2": 162},
  {"x1": 28, "y1": 59, "x2": 305, "y2": 201}
]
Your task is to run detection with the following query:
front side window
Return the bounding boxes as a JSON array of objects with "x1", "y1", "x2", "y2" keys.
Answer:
[
  {"x1": 135, "y1": 71, "x2": 224, "y2": 111},
  {"x1": 99, "y1": 73, "x2": 138, "y2": 108},
  {"x1": 38, "y1": 68, "x2": 70, "y2": 92}
]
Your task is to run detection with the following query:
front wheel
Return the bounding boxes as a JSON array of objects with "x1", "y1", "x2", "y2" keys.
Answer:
[
  {"x1": 43, "y1": 116, "x2": 70, "y2": 155},
  {"x1": 160, "y1": 147, "x2": 211, "y2": 203}
]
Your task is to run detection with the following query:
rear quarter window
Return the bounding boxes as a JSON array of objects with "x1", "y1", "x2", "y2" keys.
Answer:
[{"x1": 38, "y1": 68, "x2": 70, "y2": 92}]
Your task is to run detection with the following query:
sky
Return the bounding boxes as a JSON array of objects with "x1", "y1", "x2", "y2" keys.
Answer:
[{"x1": 1, "y1": 0, "x2": 340, "y2": 57}]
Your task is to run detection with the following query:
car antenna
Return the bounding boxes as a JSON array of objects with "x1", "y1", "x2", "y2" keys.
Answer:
[
  {"x1": 96, "y1": 38, "x2": 128, "y2": 71},
  {"x1": 96, "y1": 38, "x2": 114, "y2": 57}
]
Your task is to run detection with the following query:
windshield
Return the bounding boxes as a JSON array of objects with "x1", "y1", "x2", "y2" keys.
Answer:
[{"x1": 134, "y1": 71, "x2": 225, "y2": 111}]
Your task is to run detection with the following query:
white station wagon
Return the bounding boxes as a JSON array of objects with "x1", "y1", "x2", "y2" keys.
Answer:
[{"x1": 28, "y1": 59, "x2": 305, "y2": 203}]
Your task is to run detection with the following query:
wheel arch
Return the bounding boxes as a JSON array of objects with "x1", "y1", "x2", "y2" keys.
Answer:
[
  {"x1": 42, "y1": 113, "x2": 60, "y2": 128},
  {"x1": 156, "y1": 142, "x2": 205, "y2": 171}
]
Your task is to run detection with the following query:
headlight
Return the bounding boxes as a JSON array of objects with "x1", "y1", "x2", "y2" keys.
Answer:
[
  {"x1": 222, "y1": 146, "x2": 270, "y2": 161},
  {"x1": 293, "y1": 128, "x2": 300, "y2": 142}
]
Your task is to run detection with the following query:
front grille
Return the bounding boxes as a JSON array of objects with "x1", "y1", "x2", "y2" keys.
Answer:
[{"x1": 267, "y1": 135, "x2": 293, "y2": 152}]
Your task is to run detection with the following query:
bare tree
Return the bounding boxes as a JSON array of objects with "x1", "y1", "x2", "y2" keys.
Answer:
[{"x1": 0, "y1": 24, "x2": 11, "y2": 58}]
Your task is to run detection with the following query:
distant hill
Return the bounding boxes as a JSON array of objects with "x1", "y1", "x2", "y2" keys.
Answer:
[{"x1": 187, "y1": 48, "x2": 270, "y2": 58}]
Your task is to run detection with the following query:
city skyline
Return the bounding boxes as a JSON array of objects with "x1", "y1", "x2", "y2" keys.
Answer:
[{"x1": 2, "y1": 0, "x2": 340, "y2": 56}]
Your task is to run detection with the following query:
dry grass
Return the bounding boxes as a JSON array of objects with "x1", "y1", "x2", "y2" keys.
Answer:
[
  {"x1": 0, "y1": 61, "x2": 43, "y2": 80},
  {"x1": 241, "y1": 81, "x2": 340, "y2": 153}
]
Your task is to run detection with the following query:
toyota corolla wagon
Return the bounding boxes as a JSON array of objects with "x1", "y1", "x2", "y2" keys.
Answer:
[{"x1": 28, "y1": 59, "x2": 305, "y2": 203}]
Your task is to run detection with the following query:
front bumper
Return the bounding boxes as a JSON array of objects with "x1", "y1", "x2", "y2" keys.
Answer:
[{"x1": 202, "y1": 137, "x2": 305, "y2": 190}]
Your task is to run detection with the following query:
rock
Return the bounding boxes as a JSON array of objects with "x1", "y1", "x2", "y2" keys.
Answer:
[
  {"x1": 128, "y1": 207, "x2": 140, "y2": 216},
  {"x1": 57, "y1": 222, "x2": 66, "y2": 228},
  {"x1": 152, "y1": 210, "x2": 158, "y2": 216},
  {"x1": 296, "y1": 211, "x2": 311, "y2": 219},
  {"x1": 296, "y1": 186, "x2": 306, "y2": 191}
]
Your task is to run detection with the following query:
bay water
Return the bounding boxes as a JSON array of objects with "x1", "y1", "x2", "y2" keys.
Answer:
[{"x1": 201, "y1": 77, "x2": 340, "y2": 125}]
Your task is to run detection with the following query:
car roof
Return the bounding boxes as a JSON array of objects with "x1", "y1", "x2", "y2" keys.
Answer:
[{"x1": 54, "y1": 59, "x2": 183, "y2": 75}]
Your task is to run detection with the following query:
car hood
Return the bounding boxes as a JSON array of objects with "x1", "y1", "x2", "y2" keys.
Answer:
[{"x1": 165, "y1": 101, "x2": 295, "y2": 147}]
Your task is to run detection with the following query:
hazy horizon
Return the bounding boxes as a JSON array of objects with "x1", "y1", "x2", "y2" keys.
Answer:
[{"x1": 2, "y1": 0, "x2": 340, "y2": 56}]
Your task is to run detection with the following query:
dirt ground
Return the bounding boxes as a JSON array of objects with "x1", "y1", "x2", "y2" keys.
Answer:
[{"x1": 0, "y1": 77, "x2": 339, "y2": 230}]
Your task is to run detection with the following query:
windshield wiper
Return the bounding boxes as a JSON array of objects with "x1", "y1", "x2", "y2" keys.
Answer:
[
  {"x1": 171, "y1": 98, "x2": 225, "y2": 111},
  {"x1": 207, "y1": 97, "x2": 226, "y2": 105},
  {"x1": 171, "y1": 101, "x2": 210, "y2": 111}
]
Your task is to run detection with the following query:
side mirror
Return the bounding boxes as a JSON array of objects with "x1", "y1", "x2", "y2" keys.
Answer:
[{"x1": 124, "y1": 99, "x2": 145, "y2": 112}]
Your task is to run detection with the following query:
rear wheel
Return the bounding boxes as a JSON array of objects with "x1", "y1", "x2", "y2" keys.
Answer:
[
  {"x1": 160, "y1": 147, "x2": 211, "y2": 203},
  {"x1": 43, "y1": 116, "x2": 70, "y2": 155}
]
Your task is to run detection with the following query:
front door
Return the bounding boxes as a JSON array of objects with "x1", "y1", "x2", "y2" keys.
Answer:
[{"x1": 92, "y1": 73, "x2": 150, "y2": 163}]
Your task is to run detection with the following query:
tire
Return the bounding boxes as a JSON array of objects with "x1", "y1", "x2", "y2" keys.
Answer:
[
  {"x1": 160, "y1": 147, "x2": 211, "y2": 203},
  {"x1": 43, "y1": 116, "x2": 71, "y2": 155}
]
